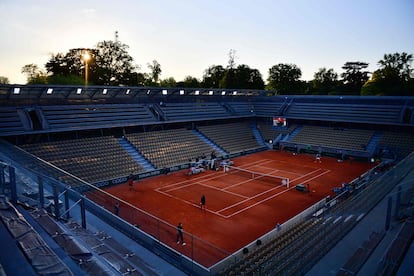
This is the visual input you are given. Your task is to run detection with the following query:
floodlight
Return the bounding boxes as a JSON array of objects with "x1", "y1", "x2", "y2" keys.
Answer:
[
  {"x1": 76, "y1": 88, "x2": 82, "y2": 94},
  {"x1": 162, "y1": 89, "x2": 168, "y2": 95},
  {"x1": 233, "y1": 91, "x2": 237, "y2": 95},
  {"x1": 179, "y1": 90, "x2": 185, "y2": 95},
  {"x1": 195, "y1": 90, "x2": 200, "y2": 95},
  {"x1": 102, "y1": 89, "x2": 108, "y2": 94},
  {"x1": 209, "y1": 90, "x2": 213, "y2": 95},
  {"x1": 13, "y1": 87, "x2": 20, "y2": 94},
  {"x1": 221, "y1": 91, "x2": 226, "y2": 95},
  {"x1": 46, "y1": 88, "x2": 53, "y2": 94},
  {"x1": 126, "y1": 89, "x2": 130, "y2": 94}
]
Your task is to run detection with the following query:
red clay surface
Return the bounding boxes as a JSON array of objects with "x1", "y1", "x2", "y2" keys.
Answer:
[{"x1": 88, "y1": 150, "x2": 375, "y2": 268}]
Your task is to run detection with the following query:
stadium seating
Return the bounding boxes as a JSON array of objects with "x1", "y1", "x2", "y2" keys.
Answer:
[
  {"x1": 252, "y1": 100, "x2": 285, "y2": 117},
  {"x1": 126, "y1": 128, "x2": 216, "y2": 169},
  {"x1": 376, "y1": 219, "x2": 414, "y2": 275},
  {"x1": 225, "y1": 101, "x2": 255, "y2": 116},
  {"x1": 285, "y1": 103, "x2": 402, "y2": 124},
  {"x1": 378, "y1": 131, "x2": 414, "y2": 157},
  {"x1": 0, "y1": 107, "x2": 26, "y2": 135},
  {"x1": 289, "y1": 125, "x2": 374, "y2": 152},
  {"x1": 20, "y1": 136, "x2": 144, "y2": 183},
  {"x1": 41, "y1": 104, "x2": 156, "y2": 130},
  {"x1": 257, "y1": 123, "x2": 296, "y2": 142},
  {"x1": 159, "y1": 102, "x2": 229, "y2": 121},
  {"x1": 197, "y1": 122, "x2": 264, "y2": 154},
  {"x1": 337, "y1": 231, "x2": 384, "y2": 275},
  {"x1": 0, "y1": 197, "x2": 73, "y2": 275},
  {"x1": 282, "y1": 96, "x2": 408, "y2": 125}
]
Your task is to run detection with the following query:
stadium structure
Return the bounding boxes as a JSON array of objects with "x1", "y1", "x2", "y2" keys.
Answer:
[{"x1": 0, "y1": 84, "x2": 413, "y2": 275}]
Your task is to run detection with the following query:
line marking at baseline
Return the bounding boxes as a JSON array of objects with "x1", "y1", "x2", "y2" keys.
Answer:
[
  {"x1": 156, "y1": 159, "x2": 331, "y2": 219},
  {"x1": 222, "y1": 169, "x2": 331, "y2": 218}
]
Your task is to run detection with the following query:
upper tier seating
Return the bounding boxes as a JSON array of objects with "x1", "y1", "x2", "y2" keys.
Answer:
[
  {"x1": 127, "y1": 128, "x2": 215, "y2": 169},
  {"x1": 160, "y1": 102, "x2": 229, "y2": 121},
  {"x1": 252, "y1": 101, "x2": 285, "y2": 117},
  {"x1": 197, "y1": 122, "x2": 263, "y2": 153},
  {"x1": 226, "y1": 102, "x2": 255, "y2": 116},
  {"x1": 290, "y1": 125, "x2": 374, "y2": 152},
  {"x1": 0, "y1": 107, "x2": 25, "y2": 135},
  {"x1": 19, "y1": 136, "x2": 143, "y2": 183},
  {"x1": 41, "y1": 104, "x2": 155, "y2": 130},
  {"x1": 285, "y1": 102, "x2": 402, "y2": 124}
]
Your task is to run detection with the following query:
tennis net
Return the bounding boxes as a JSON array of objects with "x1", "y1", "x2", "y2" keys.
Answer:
[{"x1": 223, "y1": 165, "x2": 289, "y2": 188}]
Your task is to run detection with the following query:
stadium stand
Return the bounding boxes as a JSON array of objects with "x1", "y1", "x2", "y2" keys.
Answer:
[
  {"x1": 257, "y1": 123, "x2": 296, "y2": 143},
  {"x1": 126, "y1": 128, "x2": 217, "y2": 169},
  {"x1": 0, "y1": 196, "x2": 74, "y2": 275},
  {"x1": 19, "y1": 136, "x2": 144, "y2": 183},
  {"x1": 378, "y1": 131, "x2": 414, "y2": 157},
  {"x1": 197, "y1": 122, "x2": 265, "y2": 154},
  {"x1": 225, "y1": 101, "x2": 256, "y2": 116},
  {"x1": 252, "y1": 100, "x2": 286, "y2": 117},
  {"x1": 376, "y1": 218, "x2": 414, "y2": 275},
  {"x1": 288, "y1": 125, "x2": 375, "y2": 153},
  {"x1": 337, "y1": 231, "x2": 385, "y2": 275},
  {"x1": 0, "y1": 107, "x2": 27, "y2": 135},
  {"x1": 41, "y1": 104, "x2": 156, "y2": 131},
  {"x1": 159, "y1": 102, "x2": 229, "y2": 121},
  {"x1": 283, "y1": 96, "x2": 408, "y2": 125}
]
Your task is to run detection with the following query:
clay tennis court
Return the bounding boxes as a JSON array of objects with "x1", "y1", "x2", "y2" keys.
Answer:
[{"x1": 87, "y1": 150, "x2": 375, "y2": 268}]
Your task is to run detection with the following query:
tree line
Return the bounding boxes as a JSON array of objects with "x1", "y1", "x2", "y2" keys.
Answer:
[{"x1": 2, "y1": 35, "x2": 413, "y2": 96}]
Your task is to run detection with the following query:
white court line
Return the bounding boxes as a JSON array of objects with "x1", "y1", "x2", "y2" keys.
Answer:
[
  {"x1": 156, "y1": 159, "x2": 330, "y2": 219},
  {"x1": 290, "y1": 168, "x2": 324, "y2": 183},
  {"x1": 221, "y1": 169, "x2": 331, "y2": 218},
  {"x1": 158, "y1": 158, "x2": 276, "y2": 193},
  {"x1": 254, "y1": 165, "x2": 303, "y2": 176},
  {"x1": 156, "y1": 189, "x2": 228, "y2": 217},
  {"x1": 222, "y1": 167, "x2": 286, "y2": 191},
  {"x1": 217, "y1": 168, "x2": 327, "y2": 215}
]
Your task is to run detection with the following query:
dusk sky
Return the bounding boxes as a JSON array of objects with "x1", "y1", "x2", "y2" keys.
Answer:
[{"x1": 1, "y1": 0, "x2": 413, "y2": 85}]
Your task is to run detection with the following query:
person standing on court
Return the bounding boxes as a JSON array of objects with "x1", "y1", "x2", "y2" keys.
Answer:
[
  {"x1": 200, "y1": 194, "x2": 206, "y2": 211},
  {"x1": 176, "y1": 222, "x2": 186, "y2": 245},
  {"x1": 114, "y1": 202, "x2": 119, "y2": 216},
  {"x1": 127, "y1": 173, "x2": 135, "y2": 190}
]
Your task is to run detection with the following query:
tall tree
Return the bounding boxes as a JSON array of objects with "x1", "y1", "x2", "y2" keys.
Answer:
[
  {"x1": 220, "y1": 68, "x2": 237, "y2": 89},
  {"x1": 362, "y1": 52, "x2": 413, "y2": 96},
  {"x1": 95, "y1": 40, "x2": 137, "y2": 86},
  {"x1": 267, "y1": 63, "x2": 302, "y2": 94},
  {"x1": 21, "y1": 64, "x2": 48, "y2": 84},
  {"x1": 0, "y1": 76, "x2": 10, "y2": 84},
  {"x1": 176, "y1": 76, "x2": 200, "y2": 88},
  {"x1": 160, "y1": 77, "x2": 177, "y2": 87},
  {"x1": 147, "y1": 60, "x2": 162, "y2": 85},
  {"x1": 377, "y1": 52, "x2": 413, "y2": 81},
  {"x1": 233, "y1": 64, "x2": 265, "y2": 89},
  {"x1": 202, "y1": 65, "x2": 226, "y2": 88},
  {"x1": 311, "y1": 68, "x2": 339, "y2": 95},
  {"x1": 45, "y1": 48, "x2": 96, "y2": 84},
  {"x1": 341, "y1": 61, "x2": 369, "y2": 94}
]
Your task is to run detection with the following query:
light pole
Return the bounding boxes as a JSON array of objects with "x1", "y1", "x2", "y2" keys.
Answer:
[{"x1": 82, "y1": 50, "x2": 91, "y2": 87}]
